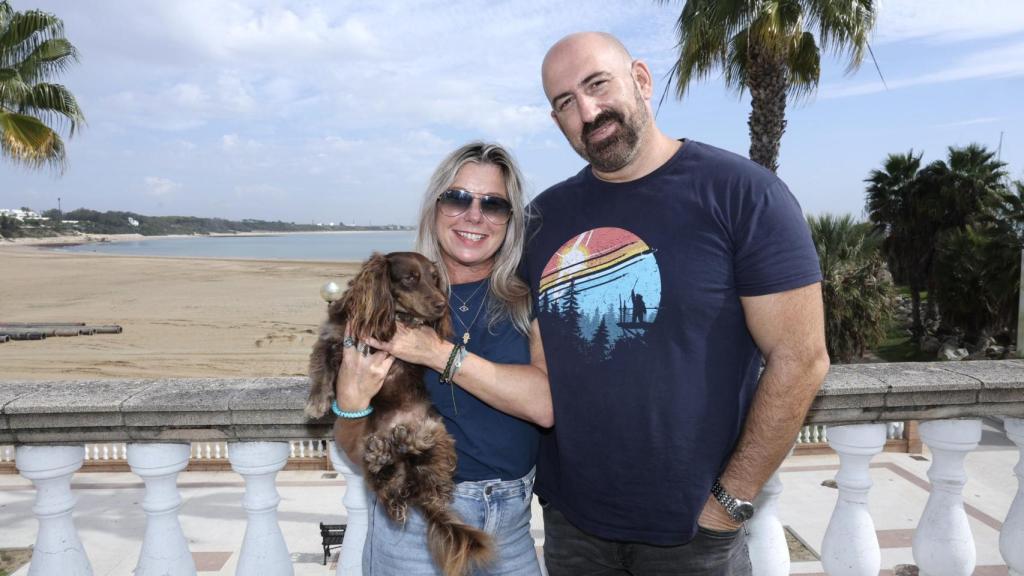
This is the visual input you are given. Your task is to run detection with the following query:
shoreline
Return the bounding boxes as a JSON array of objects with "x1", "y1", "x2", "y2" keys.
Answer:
[{"x1": 0, "y1": 228, "x2": 414, "y2": 249}]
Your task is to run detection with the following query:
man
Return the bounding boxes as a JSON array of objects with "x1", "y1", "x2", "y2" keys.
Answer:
[{"x1": 522, "y1": 32, "x2": 829, "y2": 575}]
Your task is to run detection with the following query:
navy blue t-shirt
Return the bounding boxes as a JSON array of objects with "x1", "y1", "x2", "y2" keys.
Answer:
[
  {"x1": 425, "y1": 278, "x2": 540, "y2": 483},
  {"x1": 522, "y1": 140, "x2": 821, "y2": 545}
]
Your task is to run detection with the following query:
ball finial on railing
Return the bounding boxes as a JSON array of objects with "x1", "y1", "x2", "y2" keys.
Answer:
[{"x1": 320, "y1": 281, "x2": 342, "y2": 304}]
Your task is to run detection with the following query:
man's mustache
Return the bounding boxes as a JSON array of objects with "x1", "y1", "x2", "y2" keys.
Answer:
[{"x1": 582, "y1": 110, "x2": 624, "y2": 141}]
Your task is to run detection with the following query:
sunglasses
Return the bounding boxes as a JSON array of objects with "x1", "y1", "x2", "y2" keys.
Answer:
[{"x1": 436, "y1": 188, "x2": 513, "y2": 224}]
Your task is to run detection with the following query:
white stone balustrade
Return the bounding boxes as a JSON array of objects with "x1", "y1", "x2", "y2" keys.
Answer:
[
  {"x1": 913, "y1": 419, "x2": 983, "y2": 576},
  {"x1": 748, "y1": 466, "x2": 789, "y2": 576},
  {"x1": 14, "y1": 444, "x2": 94, "y2": 575},
  {"x1": 1002, "y1": 417, "x2": 1024, "y2": 576},
  {"x1": 128, "y1": 443, "x2": 196, "y2": 576},
  {"x1": 230, "y1": 441, "x2": 294, "y2": 576},
  {"x1": 329, "y1": 440, "x2": 370, "y2": 576},
  {"x1": 2, "y1": 361, "x2": 1024, "y2": 575},
  {"x1": 821, "y1": 423, "x2": 887, "y2": 576}
]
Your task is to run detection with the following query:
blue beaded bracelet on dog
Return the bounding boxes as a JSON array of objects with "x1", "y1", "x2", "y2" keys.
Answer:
[{"x1": 331, "y1": 399, "x2": 374, "y2": 419}]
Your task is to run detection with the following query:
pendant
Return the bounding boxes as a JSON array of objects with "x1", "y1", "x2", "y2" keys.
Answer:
[
  {"x1": 462, "y1": 332, "x2": 470, "y2": 345},
  {"x1": 459, "y1": 304, "x2": 470, "y2": 313}
]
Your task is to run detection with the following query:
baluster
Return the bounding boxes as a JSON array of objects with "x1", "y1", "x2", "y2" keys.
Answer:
[
  {"x1": 913, "y1": 419, "x2": 982, "y2": 576},
  {"x1": 102, "y1": 444, "x2": 110, "y2": 460},
  {"x1": 822, "y1": 423, "x2": 886, "y2": 575},
  {"x1": 229, "y1": 441, "x2": 293, "y2": 575},
  {"x1": 821, "y1": 424, "x2": 828, "y2": 443},
  {"x1": 214, "y1": 443, "x2": 223, "y2": 460},
  {"x1": 1000, "y1": 417, "x2": 1024, "y2": 575},
  {"x1": 748, "y1": 464, "x2": 789, "y2": 575},
  {"x1": 127, "y1": 443, "x2": 196, "y2": 576},
  {"x1": 15, "y1": 445, "x2": 94, "y2": 575},
  {"x1": 329, "y1": 441, "x2": 370, "y2": 576}
]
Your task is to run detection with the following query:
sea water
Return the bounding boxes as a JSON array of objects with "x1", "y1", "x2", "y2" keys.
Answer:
[{"x1": 57, "y1": 231, "x2": 417, "y2": 262}]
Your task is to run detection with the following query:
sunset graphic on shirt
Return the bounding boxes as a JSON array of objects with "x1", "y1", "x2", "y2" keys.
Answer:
[{"x1": 537, "y1": 227, "x2": 661, "y2": 360}]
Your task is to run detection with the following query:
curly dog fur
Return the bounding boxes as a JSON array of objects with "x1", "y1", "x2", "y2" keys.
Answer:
[{"x1": 307, "y1": 251, "x2": 492, "y2": 575}]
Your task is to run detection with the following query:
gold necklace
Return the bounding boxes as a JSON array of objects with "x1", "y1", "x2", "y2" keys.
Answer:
[{"x1": 449, "y1": 282, "x2": 489, "y2": 345}]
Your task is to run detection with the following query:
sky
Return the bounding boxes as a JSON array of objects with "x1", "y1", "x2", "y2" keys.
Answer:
[{"x1": 1, "y1": 0, "x2": 1022, "y2": 226}]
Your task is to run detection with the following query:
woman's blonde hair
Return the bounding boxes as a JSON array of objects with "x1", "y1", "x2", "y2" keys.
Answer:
[{"x1": 415, "y1": 141, "x2": 531, "y2": 335}]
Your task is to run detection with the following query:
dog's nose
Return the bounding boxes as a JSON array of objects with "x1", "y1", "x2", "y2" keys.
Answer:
[{"x1": 434, "y1": 299, "x2": 446, "y2": 313}]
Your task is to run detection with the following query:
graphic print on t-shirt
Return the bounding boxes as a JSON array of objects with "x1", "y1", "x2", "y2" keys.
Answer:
[{"x1": 537, "y1": 227, "x2": 661, "y2": 364}]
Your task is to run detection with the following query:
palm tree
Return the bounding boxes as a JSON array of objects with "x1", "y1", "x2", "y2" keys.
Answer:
[
  {"x1": 865, "y1": 150, "x2": 930, "y2": 339},
  {"x1": 661, "y1": 0, "x2": 876, "y2": 172},
  {"x1": 0, "y1": 0, "x2": 84, "y2": 171},
  {"x1": 918, "y1": 143, "x2": 1008, "y2": 231},
  {"x1": 807, "y1": 213, "x2": 893, "y2": 363},
  {"x1": 931, "y1": 178, "x2": 1021, "y2": 346}
]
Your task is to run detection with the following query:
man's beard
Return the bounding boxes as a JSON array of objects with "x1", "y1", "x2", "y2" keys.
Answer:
[{"x1": 573, "y1": 87, "x2": 648, "y2": 173}]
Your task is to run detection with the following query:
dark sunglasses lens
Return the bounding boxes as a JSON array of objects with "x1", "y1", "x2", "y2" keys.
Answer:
[
  {"x1": 438, "y1": 190, "x2": 473, "y2": 215},
  {"x1": 480, "y1": 197, "x2": 512, "y2": 222}
]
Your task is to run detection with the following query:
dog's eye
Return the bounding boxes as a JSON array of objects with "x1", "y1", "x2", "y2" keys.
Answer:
[{"x1": 402, "y1": 273, "x2": 419, "y2": 286}]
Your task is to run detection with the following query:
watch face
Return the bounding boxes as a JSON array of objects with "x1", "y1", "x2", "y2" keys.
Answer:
[{"x1": 733, "y1": 501, "x2": 755, "y2": 522}]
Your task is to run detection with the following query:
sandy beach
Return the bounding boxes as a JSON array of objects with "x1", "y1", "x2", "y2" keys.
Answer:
[{"x1": 0, "y1": 242, "x2": 361, "y2": 380}]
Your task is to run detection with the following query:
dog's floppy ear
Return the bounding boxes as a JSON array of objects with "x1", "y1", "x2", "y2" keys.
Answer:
[{"x1": 344, "y1": 252, "x2": 396, "y2": 341}]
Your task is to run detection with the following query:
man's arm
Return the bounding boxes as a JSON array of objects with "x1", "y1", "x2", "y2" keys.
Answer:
[{"x1": 698, "y1": 282, "x2": 830, "y2": 530}]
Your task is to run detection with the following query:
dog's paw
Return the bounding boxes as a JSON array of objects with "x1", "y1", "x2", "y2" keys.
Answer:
[
  {"x1": 304, "y1": 398, "x2": 329, "y2": 419},
  {"x1": 387, "y1": 499, "x2": 408, "y2": 525},
  {"x1": 390, "y1": 424, "x2": 416, "y2": 455},
  {"x1": 364, "y1": 435, "x2": 393, "y2": 473}
]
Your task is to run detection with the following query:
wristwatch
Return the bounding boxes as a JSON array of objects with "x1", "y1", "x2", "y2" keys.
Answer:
[{"x1": 710, "y1": 478, "x2": 755, "y2": 523}]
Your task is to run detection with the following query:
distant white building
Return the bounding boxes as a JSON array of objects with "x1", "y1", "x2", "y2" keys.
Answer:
[{"x1": 0, "y1": 208, "x2": 45, "y2": 221}]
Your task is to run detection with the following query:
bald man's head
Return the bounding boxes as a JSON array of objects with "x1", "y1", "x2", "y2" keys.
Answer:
[
  {"x1": 540, "y1": 32, "x2": 656, "y2": 175},
  {"x1": 542, "y1": 32, "x2": 634, "y2": 103}
]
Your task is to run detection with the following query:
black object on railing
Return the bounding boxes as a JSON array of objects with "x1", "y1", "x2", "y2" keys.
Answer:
[{"x1": 319, "y1": 522, "x2": 347, "y2": 565}]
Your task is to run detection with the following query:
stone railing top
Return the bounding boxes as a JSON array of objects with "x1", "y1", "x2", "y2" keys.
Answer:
[{"x1": 2, "y1": 360, "x2": 1024, "y2": 444}]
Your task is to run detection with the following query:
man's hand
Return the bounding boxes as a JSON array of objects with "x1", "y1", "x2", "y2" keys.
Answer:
[{"x1": 697, "y1": 495, "x2": 742, "y2": 532}]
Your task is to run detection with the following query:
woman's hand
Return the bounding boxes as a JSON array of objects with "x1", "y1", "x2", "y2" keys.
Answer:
[
  {"x1": 335, "y1": 327, "x2": 395, "y2": 412},
  {"x1": 365, "y1": 323, "x2": 452, "y2": 372}
]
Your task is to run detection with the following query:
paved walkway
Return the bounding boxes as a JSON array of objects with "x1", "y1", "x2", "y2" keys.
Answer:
[{"x1": 0, "y1": 419, "x2": 1017, "y2": 575}]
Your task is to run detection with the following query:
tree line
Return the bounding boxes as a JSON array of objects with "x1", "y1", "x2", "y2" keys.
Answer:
[{"x1": 812, "y1": 143, "x2": 1022, "y2": 363}]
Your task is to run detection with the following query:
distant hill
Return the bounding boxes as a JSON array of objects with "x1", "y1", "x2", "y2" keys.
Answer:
[{"x1": 31, "y1": 208, "x2": 409, "y2": 236}]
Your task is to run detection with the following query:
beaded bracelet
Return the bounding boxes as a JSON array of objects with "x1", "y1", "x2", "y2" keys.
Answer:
[
  {"x1": 440, "y1": 344, "x2": 464, "y2": 384},
  {"x1": 331, "y1": 399, "x2": 374, "y2": 419}
]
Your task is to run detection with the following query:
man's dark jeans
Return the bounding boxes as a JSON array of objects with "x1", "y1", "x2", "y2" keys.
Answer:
[{"x1": 542, "y1": 503, "x2": 753, "y2": 575}]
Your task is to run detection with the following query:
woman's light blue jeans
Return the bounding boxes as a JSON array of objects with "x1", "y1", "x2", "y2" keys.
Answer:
[{"x1": 363, "y1": 468, "x2": 542, "y2": 575}]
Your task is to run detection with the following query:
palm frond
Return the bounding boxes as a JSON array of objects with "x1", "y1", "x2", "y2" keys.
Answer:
[
  {"x1": 15, "y1": 37, "x2": 78, "y2": 85},
  {"x1": 0, "y1": 108, "x2": 65, "y2": 171},
  {"x1": 19, "y1": 82, "x2": 83, "y2": 135},
  {"x1": 0, "y1": 1, "x2": 82, "y2": 171},
  {"x1": 0, "y1": 9, "x2": 66, "y2": 69}
]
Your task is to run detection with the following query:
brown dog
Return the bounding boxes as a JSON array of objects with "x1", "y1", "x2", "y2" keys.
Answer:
[{"x1": 306, "y1": 251, "x2": 492, "y2": 576}]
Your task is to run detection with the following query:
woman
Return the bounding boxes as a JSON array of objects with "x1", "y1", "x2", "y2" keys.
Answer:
[{"x1": 333, "y1": 141, "x2": 551, "y2": 575}]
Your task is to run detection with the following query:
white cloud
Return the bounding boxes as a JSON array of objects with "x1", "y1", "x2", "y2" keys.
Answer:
[
  {"x1": 932, "y1": 117, "x2": 1001, "y2": 129},
  {"x1": 821, "y1": 40, "x2": 1024, "y2": 99},
  {"x1": 144, "y1": 177, "x2": 182, "y2": 197},
  {"x1": 875, "y1": 0, "x2": 1024, "y2": 43}
]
